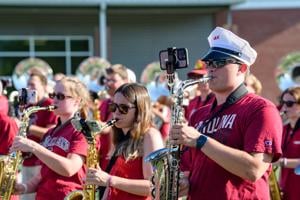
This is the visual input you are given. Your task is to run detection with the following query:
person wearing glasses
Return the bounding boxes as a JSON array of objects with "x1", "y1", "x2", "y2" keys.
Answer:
[
  {"x1": 169, "y1": 27, "x2": 282, "y2": 199},
  {"x1": 275, "y1": 87, "x2": 300, "y2": 200},
  {"x1": 97, "y1": 64, "x2": 130, "y2": 171},
  {"x1": 85, "y1": 83, "x2": 164, "y2": 200},
  {"x1": 19, "y1": 70, "x2": 58, "y2": 200},
  {"x1": 11, "y1": 77, "x2": 90, "y2": 200}
]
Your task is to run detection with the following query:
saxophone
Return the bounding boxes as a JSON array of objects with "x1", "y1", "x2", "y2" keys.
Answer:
[
  {"x1": 0, "y1": 105, "x2": 56, "y2": 200},
  {"x1": 269, "y1": 166, "x2": 282, "y2": 200},
  {"x1": 145, "y1": 76, "x2": 211, "y2": 200},
  {"x1": 64, "y1": 118, "x2": 117, "y2": 200}
]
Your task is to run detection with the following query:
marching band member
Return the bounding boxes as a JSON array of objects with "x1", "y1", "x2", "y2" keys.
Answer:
[
  {"x1": 97, "y1": 64, "x2": 130, "y2": 170},
  {"x1": 20, "y1": 70, "x2": 58, "y2": 200},
  {"x1": 11, "y1": 77, "x2": 90, "y2": 200},
  {"x1": 86, "y1": 83, "x2": 164, "y2": 200},
  {"x1": 277, "y1": 86, "x2": 300, "y2": 200},
  {"x1": 170, "y1": 27, "x2": 282, "y2": 199}
]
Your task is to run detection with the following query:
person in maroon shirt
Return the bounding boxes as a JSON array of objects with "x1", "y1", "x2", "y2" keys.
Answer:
[
  {"x1": 11, "y1": 77, "x2": 90, "y2": 200},
  {"x1": 185, "y1": 59, "x2": 215, "y2": 120},
  {"x1": 19, "y1": 71, "x2": 58, "y2": 200},
  {"x1": 0, "y1": 80, "x2": 9, "y2": 115},
  {"x1": 170, "y1": 27, "x2": 282, "y2": 200},
  {"x1": 0, "y1": 112, "x2": 18, "y2": 154},
  {"x1": 0, "y1": 112, "x2": 19, "y2": 200},
  {"x1": 86, "y1": 83, "x2": 164, "y2": 200},
  {"x1": 275, "y1": 87, "x2": 300, "y2": 200},
  {"x1": 97, "y1": 64, "x2": 130, "y2": 170}
]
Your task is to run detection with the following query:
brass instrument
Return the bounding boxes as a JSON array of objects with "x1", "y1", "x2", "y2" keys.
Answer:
[
  {"x1": 0, "y1": 105, "x2": 56, "y2": 200},
  {"x1": 12, "y1": 57, "x2": 53, "y2": 90},
  {"x1": 145, "y1": 76, "x2": 212, "y2": 200},
  {"x1": 64, "y1": 119, "x2": 117, "y2": 200},
  {"x1": 269, "y1": 167, "x2": 282, "y2": 200}
]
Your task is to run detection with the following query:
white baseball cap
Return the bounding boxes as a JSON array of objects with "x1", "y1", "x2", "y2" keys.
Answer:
[{"x1": 202, "y1": 27, "x2": 257, "y2": 66}]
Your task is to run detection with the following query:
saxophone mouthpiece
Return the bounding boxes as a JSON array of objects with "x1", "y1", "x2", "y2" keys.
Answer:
[
  {"x1": 48, "y1": 105, "x2": 57, "y2": 111},
  {"x1": 107, "y1": 118, "x2": 118, "y2": 127}
]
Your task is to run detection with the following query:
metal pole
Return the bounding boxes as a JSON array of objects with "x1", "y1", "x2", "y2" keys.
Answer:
[
  {"x1": 99, "y1": 0, "x2": 107, "y2": 59},
  {"x1": 227, "y1": 6, "x2": 232, "y2": 27}
]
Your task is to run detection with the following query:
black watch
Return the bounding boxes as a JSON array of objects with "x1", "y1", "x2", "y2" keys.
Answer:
[{"x1": 196, "y1": 135, "x2": 208, "y2": 149}]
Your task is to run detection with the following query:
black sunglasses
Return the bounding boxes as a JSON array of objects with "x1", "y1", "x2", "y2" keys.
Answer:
[
  {"x1": 205, "y1": 59, "x2": 242, "y2": 69},
  {"x1": 109, "y1": 102, "x2": 136, "y2": 114},
  {"x1": 49, "y1": 92, "x2": 72, "y2": 101},
  {"x1": 281, "y1": 100, "x2": 297, "y2": 108}
]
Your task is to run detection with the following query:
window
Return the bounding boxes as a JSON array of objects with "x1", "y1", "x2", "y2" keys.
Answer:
[{"x1": 0, "y1": 35, "x2": 93, "y2": 77}]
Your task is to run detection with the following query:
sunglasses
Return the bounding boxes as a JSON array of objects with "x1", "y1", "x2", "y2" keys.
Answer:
[
  {"x1": 281, "y1": 100, "x2": 297, "y2": 108},
  {"x1": 109, "y1": 102, "x2": 136, "y2": 114},
  {"x1": 49, "y1": 92, "x2": 72, "y2": 101},
  {"x1": 205, "y1": 59, "x2": 242, "y2": 69}
]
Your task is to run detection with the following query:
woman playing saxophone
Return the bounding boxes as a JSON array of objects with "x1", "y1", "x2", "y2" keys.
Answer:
[
  {"x1": 10, "y1": 77, "x2": 91, "y2": 200},
  {"x1": 85, "y1": 83, "x2": 164, "y2": 200}
]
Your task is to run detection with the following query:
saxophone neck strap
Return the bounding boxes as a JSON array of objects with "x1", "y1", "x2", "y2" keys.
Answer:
[{"x1": 200, "y1": 83, "x2": 248, "y2": 133}]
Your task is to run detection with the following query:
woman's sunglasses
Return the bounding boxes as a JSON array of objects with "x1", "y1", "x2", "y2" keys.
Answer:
[
  {"x1": 281, "y1": 100, "x2": 297, "y2": 108},
  {"x1": 205, "y1": 59, "x2": 242, "y2": 69},
  {"x1": 49, "y1": 92, "x2": 72, "y2": 101},
  {"x1": 108, "y1": 102, "x2": 136, "y2": 114}
]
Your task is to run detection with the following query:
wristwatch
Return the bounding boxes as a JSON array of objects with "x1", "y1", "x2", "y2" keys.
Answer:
[{"x1": 196, "y1": 135, "x2": 208, "y2": 149}]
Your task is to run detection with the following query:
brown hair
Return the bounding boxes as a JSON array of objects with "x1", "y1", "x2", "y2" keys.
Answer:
[
  {"x1": 29, "y1": 70, "x2": 48, "y2": 86},
  {"x1": 106, "y1": 64, "x2": 128, "y2": 80},
  {"x1": 112, "y1": 83, "x2": 152, "y2": 160},
  {"x1": 58, "y1": 77, "x2": 91, "y2": 119},
  {"x1": 280, "y1": 86, "x2": 300, "y2": 105},
  {"x1": 245, "y1": 74, "x2": 262, "y2": 95}
]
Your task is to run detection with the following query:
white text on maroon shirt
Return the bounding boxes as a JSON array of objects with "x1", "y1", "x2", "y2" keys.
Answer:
[
  {"x1": 42, "y1": 136, "x2": 70, "y2": 152},
  {"x1": 195, "y1": 114, "x2": 237, "y2": 134}
]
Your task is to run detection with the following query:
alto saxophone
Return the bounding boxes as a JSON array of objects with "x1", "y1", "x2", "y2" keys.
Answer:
[
  {"x1": 269, "y1": 166, "x2": 282, "y2": 200},
  {"x1": 145, "y1": 76, "x2": 211, "y2": 200},
  {"x1": 64, "y1": 118, "x2": 117, "y2": 200},
  {"x1": 0, "y1": 105, "x2": 56, "y2": 200}
]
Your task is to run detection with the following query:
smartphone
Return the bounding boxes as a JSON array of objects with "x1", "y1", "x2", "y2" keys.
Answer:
[
  {"x1": 18, "y1": 88, "x2": 37, "y2": 105},
  {"x1": 159, "y1": 48, "x2": 189, "y2": 70}
]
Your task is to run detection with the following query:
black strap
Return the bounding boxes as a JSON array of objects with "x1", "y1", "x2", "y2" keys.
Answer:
[
  {"x1": 199, "y1": 83, "x2": 248, "y2": 133},
  {"x1": 98, "y1": 150, "x2": 118, "y2": 199},
  {"x1": 97, "y1": 131, "x2": 131, "y2": 199}
]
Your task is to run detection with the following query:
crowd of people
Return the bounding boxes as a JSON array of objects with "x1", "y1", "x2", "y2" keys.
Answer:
[{"x1": 0, "y1": 26, "x2": 300, "y2": 200}]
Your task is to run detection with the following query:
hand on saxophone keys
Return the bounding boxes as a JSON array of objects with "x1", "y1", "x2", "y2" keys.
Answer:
[
  {"x1": 85, "y1": 165, "x2": 111, "y2": 187},
  {"x1": 13, "y1": 183, "x2": 27, "y2": 195},
  {"x1": 9, "y1": 136, "x2": 38, "y2": 153},
  {"x1": 169, "y1": 124, "x2": 201, "y2": 148}
]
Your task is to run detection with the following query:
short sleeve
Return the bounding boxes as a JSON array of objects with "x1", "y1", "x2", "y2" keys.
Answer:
[{"x1": 244, "y1": 105, "x2": 282, "y2": 162}]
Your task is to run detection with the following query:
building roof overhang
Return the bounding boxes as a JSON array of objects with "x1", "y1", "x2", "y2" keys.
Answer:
[{"x1": 0, "y1": 0, "x2": 245, "y2": 7}]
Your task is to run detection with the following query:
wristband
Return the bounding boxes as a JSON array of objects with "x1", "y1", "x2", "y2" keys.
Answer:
[{"x1": 196, "y1": 135, "x2": 208, "y2": 149}]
